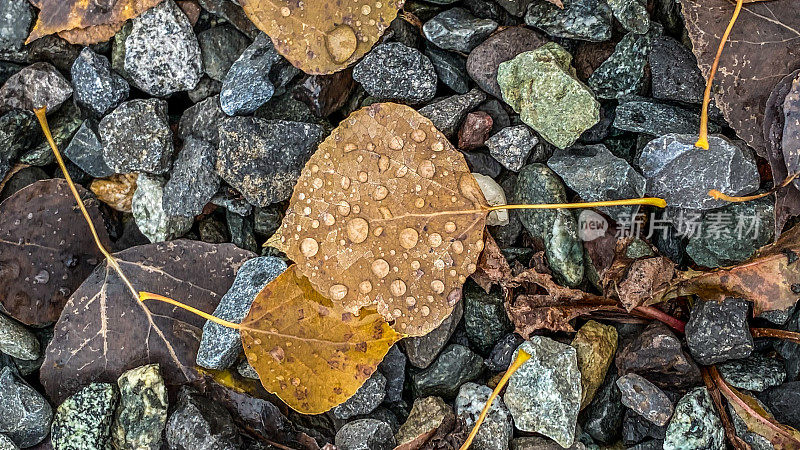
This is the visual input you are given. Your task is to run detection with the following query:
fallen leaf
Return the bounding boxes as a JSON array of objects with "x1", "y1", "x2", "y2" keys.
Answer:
[
  {"x1": 682, "y1": 0, "x2": 800, "y2": 156},
  {"x1": 40, "y1": 240, "x2": 253, "y2": 403},
  {"x1": 0, "y1": 179, "x2": 110, "y2": 326},
  {"x1": 90, "y1": 173, "x2": 138, "y2": 212},
  {"x1": 0, "y1": 163, "x2": 30, "y2": 195},
  {"x1": 239, "y1": 0, "x2": 404, "y2": 75},
  {"x1": 470, "y1": 232, "x2": 511, "y2": 293},
  {"x1": 546, "y1": 0, "x2": 564, "y2": 7},
  {"x1": 26, "y1": 0, "x2": 166, "y2": 45},
  {"x1": 274, "y1": 103, "x2": 488, "y2": 336},
  {"x1": 602, "y1": 239, "x2": 675, "y2": 311},
  {"x1": 240, "y1": 265, "x2": 401, "y2": 414}
]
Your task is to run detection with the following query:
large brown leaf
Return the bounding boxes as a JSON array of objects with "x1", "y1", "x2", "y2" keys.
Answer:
[
  {"x1": 0, "y1": 179, "x2": 110, "y2": 326},
  {"x1": 40, "y1": 240, "x2": 254, "y2": 403},
  {"x1": 682, "y1": 0, "x2": 800, "y2": 156},
  {"x1": 274, "y1": 103, "x2": 488, "y2": 337},
  {"x1": 239, "y1": 0, "x2": 404, "y2": 75},
  {"x1": 601, "y1": 239, "x2": 675, "y2": 312}
]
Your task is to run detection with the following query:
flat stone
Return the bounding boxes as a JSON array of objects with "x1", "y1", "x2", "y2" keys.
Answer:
[
  {"x1": 215, "y1": 117, "x2": 324, "y2": 207},
  {"x1": 615, "y1": 323, "x2": 702, "y2": 389},
  {"x1": 178, "y1": 95, "x2": 227, "y2": 145},
  {"x1": 607, "y1": 0, "x2": 650, "y2": 34},
  {"x1": 333, "y1": 372, "x2": 387, "y2": 420},
  {"x1": 403, "y1": 300, "x2": 463, "y2": 369},
  {"x1": 485, "y1": 333, "x2": 525, "y2": 372},
  {"x1": 112, "y1": 364, "x2": 169, "y2": 450},
  {"x1": 131, "y1": 173, "x2": 194, "y2": 243},
  {"x1": 456, "y1": 382, "x2": 513, "y2": 450},
  {"x1": 411, "y1": 344, "x2": 484, "y2": 398},
  {"x1": 51, "y1": 383, "x2": 118, "y2": 450},
  {"x1": 584, "y1": 366, "x2": 625, "y2": 444},
  {"x1": 353, "y1": 42, "x2": 437, "y2": 104},
  {"x1": 685, "y1": 298, "x2": 753, "y2": 365},
  {"x1": 588, "y1": 29, "x2": 655, "y2": 99},
  {"x1": 571, "y1": 320, "x2": 618, "y2": 409},
  {"x1": 197, "y1": 257, "x2": 287, "y2": 369},
  {"x1": 639, "y1": 134, "x2": 760, "y2": 211},
  {"x1": 504, "y1": 337, "x2": 582, "y2": 448},
  {"x1": 717, "y1": 354, "x2": 786, "y2": 392},
  {"x1": 758, "y1": 382, "x2": 800, "y2": 430},
  {"x1": 486, "y1": 125, "x2": 538, "y2": 172},
  {"x1": 0, "y1": 366, "x2": 52, "y2": 448},
  {"x1": 418, "y1": 89, "x2": 487, "y2": 138},
  {"x1": 124, "y1": 0, "x2": 202, "y2": 96},
  {"x1": 0, "y1": 109, "x2": 35, "y2": 180},
  {"x1": 424, "y1": 45, "x2": 469, "y2": 94},
  {"x1": 498, "y1": 43, "x2": 600, "y2": 149},
  {"x1": 467, "y1": 27, "x2": 548, "y2": 99},
  {"x1": 525, "y1": 0, "x2": 613, "y2": 42},
  {"x1": 614, "y1": 100, "x2": 719, "y2": 136},
  {"x1": 463, "y1": 151, "x2": 503, "y2": 178},
  {"x1": 617, "y1": 373, "x2": 673, "y2": 426},
  {"x1": 0, "y1": 0, "x2": 32, "y2": 53},
  {"x1": 395, "y1": 397, "x2": 454, "y2": 447},
  {"x1": 165, "y1": 387, "x2": 241, "y2": 450},
  {"x1": 71, "y1": 48, "x2": 129, "y2": 117},
  {"x1": 335, "y1": 419, "x2": 395, "y2": 450},
  {"x1": 458, "y1": 111, "x2": 493, "y2": 150},
  {"x1": 64, "y1": 122, "x2": 115, "y2": 178},
  {"x1": 377, "y1": 345, "x2": 406, "y2": 404},
  {"x1": 649, "y1": 36, "x2": 705, "y2": 104},
  {"x1": 664, "y1": 387, "x2": 724, "y2": 450},
  {"x1": 100, "y1": 99, "x2": 174, "y2": 174},
  {"x1": 422, "y1": 8, "x2": 497, "y2": 53},
  {"x1": 197, "y1": 24, "x2": 250, "y2": 82},
  {"x1": 463, "y1": 282, "x2": 512, "y2": 354},
  {"x1": 0, "y1": 62, "x2": 73, "y2": 114},
  {"x1": 0, "y1": 313, "x2": 39, "y2": 361},
  {"x1": 162, "y1": 137, "x2": 220, "y2": 218}
]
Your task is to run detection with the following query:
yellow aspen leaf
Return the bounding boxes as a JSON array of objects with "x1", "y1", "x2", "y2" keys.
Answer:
[
  {"x1": 238, "y1": 0, "x2": 403, "y2": 74},
  {"x1": 240, "y1": 265, "x2": 401, "y2": 415}
]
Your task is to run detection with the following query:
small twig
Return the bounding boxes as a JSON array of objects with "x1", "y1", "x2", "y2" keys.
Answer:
[
  {"x1": 702, "y1": 367, "x2": 751, "y2": 450},
  {"x1": 750, "y1": 327, "x2": 800, "y2": 345},
  {"x1": 632, "y1": 305, "x2": 686, "y2": 333}
]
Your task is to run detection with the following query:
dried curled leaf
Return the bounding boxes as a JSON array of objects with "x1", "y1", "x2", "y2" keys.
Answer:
[
  {"x1": 239, "y1": 0, "x2": 403, "y2": 74},
  {"x1": 26, "y1": 0, "x2": 166, "y2": 45},
  {"x1": 240, "y1": 265, "x2": 401, "y2": 414},
  {"x1": 274, "y1": 103, "x2": 488, "y2": 336}
]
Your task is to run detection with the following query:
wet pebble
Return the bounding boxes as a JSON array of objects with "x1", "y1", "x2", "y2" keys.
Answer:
[
  {"x1": 353, "y1": 42, "x2": 437, "y2": 104},
  {"x1": 422, "y1": 8, "x2": 498, "y2": 53}
]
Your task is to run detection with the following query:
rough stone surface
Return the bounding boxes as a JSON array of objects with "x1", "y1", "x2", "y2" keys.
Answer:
[
  {"x1": 685, "y1": 298, "x2": 753, "y2": 365},
  {"x1": 422, "y1": 8, "x2": 498, "y2": 53},
  {"x1": 411, "y1": 344, "x2": 484, "y2": 398},
  {"x1": 616, "y1": 373, "x2": 673, "y2": 426},
  {"x1": 467, "y1": 27, "x2": 548, "y2": 99},
  {"x1": 588, "y1": 30, "x2": 655, "y2": 99},
  {"x1": 614, "y1": 100, "x2": 718, "y2": 136},
  {"x1": 486, "y1": 125, "x2": 539, "y2": 172},
  {"x1": 0, "y1": 109, "x2": 35, "y2": 180},
  {"x1": 378, "y1": 345, "x2": 406, "y2": 404},
  {"x1": 197, "y1": 257, "x2": 287, "y2": 369},
  {"x1": 124, "y1": 0, "x2": 202, "y2": 96},
  {"x1": 64, "y1": 122, "x2": 115, "y2": 178},
  {"x1": 51, "y1": 383, "x2": 118, "y2": 450},
  {"x1": 178, "y1": 95, "x2": 226, "y2": 145},
  {"x1": 132, "y1": 173, "x2": 194, "y2": 243},
  {"x1": 197, "y1": 24, "x2": 250, "y2": 82},
  {"x1": 215, "y1": 117, "x2": 324, "y2": 207},
  {"x1": 0, "y1": 314, "x2": 39, "y2": 361},
  {"x1": 0, "y1": 62, "x2": 73, "y2": 114},
  {"x1": 639, "y1": 134, "x2": 760, "y2": 211},
  {"x1": 463, "y1": 283, "x2": 512, "y2": 354},
  {"x1": 332, "y1": 372, "x2": 387, "y2": 420},
  {"x1": 759, "y1": 382, "x2": 800, "y2": 430},
  {"x1": 458, "y1": 111, "x2": 493, "y2": 150},
  {"x1": 607, "y1": 0, "x2": 649, "y2": 33},
  {"x1": 623, "y1": 408, "x2": 666, "y2": 445},
  {"x1": 0, "y1": 0, "x2": 32, "y2": 53},
  {"x1": 525, "y1": 0, "x2": 613, "y2": 42},
  {"x1": 112, "y1": 364, "x2": 169, "y2": 450},
  {"x1": 403, "y1": 301, "x2": 463, "y2": 369},
  {"x1": 485, "y1": 333, "x2": 525, "y2": 372},
  {"x1": 584, "y1": 367, "x2": 625, "y2": 444},
  {"x1": 0, "y1": 366, "x2": 52, "y2": 448},
  {"x1": 424, "y1": 45, "x2": 469, "y2": 94},
  {"x1": 0, "y1": 433, "x2": 17, "y2": 450},
  {"x1": 71, "y1": 48, "x2": 129, "y2": 117},
  {"x1": 395, "y1": 396, "x2": 454, "y2": 447},
  {"x1": 616, "y1": 323, "x2": 702, "y2": 389},
  {"x1": 498, "y1": 43, "x2": 600, "y2": 149},
  {"x1": 649, "y1": 36, "x2": 705, "y2": 104},
  {"x1": 571, "y1": 320, "x2": 618, "y2": 409},
  {"x1": 664, "y1": 387, "x2": 724, "y2": 450},
  {"x1": 353, "y1": 42, "x2": 437, "y2": 104},
  {"x1": 727, "y1": 398, "x2": 774, "y2": 450},
  {"x1": 504, "y1": 337, "x2": 582, "y2": 448},
  {"x1": 418, "y1": 89, "x2": 487, "y2": 138},
  {"x1": 100, "y1": 99, "x2": 174, "y2": 175},
  {"x1": 165, "y1": 387, "x2": 241, "y2": 450},
  {"x1": 717, "y1": 354, "x2": 786, "y2": 392},
  {"x1": 163, "y1": 137, "x2": 220, "y2": 218},
  {"x1": 21, "y1": 101, "x2": 82, "y2": 166},
  {"x1": 455, "y1": 382, "x2": 513, "y2": 450},
  {"x1": 335, "y1": 419, "x2": 395, "y2": 450}
]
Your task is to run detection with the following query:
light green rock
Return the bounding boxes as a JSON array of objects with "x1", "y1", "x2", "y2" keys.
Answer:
[
  {"x1": 497, "y1": 43, "x2": 600, "y2": 149},
  {"x1": 51, "y1": 383, "x2": 117, "y2": 450},
  {"x1": 112, "y1": 364, "x2": 168, "y2": 450}
]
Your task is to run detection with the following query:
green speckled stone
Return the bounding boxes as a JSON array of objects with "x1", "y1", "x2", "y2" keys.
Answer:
[
  {"x1": 51, "y1": 383, "x2": 117, "y2": 450},
  {"x1": 112, "y1": 364, "x2": 168, "y2": 450}
]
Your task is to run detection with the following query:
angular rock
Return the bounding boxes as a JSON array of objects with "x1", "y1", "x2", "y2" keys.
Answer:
[
  {"x1": 663, "y1": 387, "x2": 724, "y2": 450},
  {"x1": 456, "y1": 382, "x2": 513, "y2": 450},
  {"x1": 498, "y1": 43, "x2": 600, "y2": 149},
  {"x1": 215, "y1": 117, "x2": 324, "y2": 207},
  {"x1": 131, "y1": 174, "x2": 194, "y2": 243},
  {"x1": 403, "y1": 300, "x2": 463, "y2": 369},
  {"x1": 424, "y1": 45, "x2": 469, "y2": 94},
  {"x1": 0, "y1": 62, "x2": 73, "y2": 114},
  {"x1": 0, "y1": 433, "x2": 18, "y2": 450},
  {"x1": 616, "y1": 373, "x2": 673, "y2": 426},
  {"x1": 0, "y1": 0, "x2": 32, "y2": 53},
  {"x1": 197, "y1": 24, "x2": 250, "y2": 82},
  {"x1": 0, "y1": 366, "x2": 52, "y2": 448},
  {"x1": 165, "y1": 387, "x2": 241, "y2": 450},
  {"x1": 100, "y1": 99, "x2": 173, "y2": 175},
  {"x1": 717, "y1": 354, "x2": 786, "y2": 392},
  {"x1": 332, "y1": 371, "x2": 387, "y2": 420},
  {"x1": 91, "y1": 173, "x2": 137, "y2": 213},
  {"x1": 353, "y1": 42, "x2": 437, "y2": 104},
  {"x1": 21, "y1": 101, "x2": 82, "y2": 166},
  {"x1": 163, "y1": 137, "x2": 220, "y2": 218},
  {"x1": 588, "y1": 30, "x2": 655, "y2": 99},
  {"x1": 614, "y1": 100, "x2": 718, "y2": 136},
  {"x1": 0, "y1": 109, "x2": 35, "y2": 180},
  {"x1": 64, "y1": 122, "x2": 115, "y2": 178},
  {"x1": 639, "y1": 134, "x2": 760, "y2": 211},
  {"x1": 112, "y1": 365, "x2": 168, "y2": 450},
  {"x1": 458, "y1": 111, "x2": 493, "y2": 150},
  {"x1": 335, "y1": 419, "x2": 395, "y2": 450},
  {"x1": 188, "y1": 76, "x2": 222, "y2": 103},
  {"x1": 411, "y1": 344, "x2": 484, "y2": 398},
  {"x1": 504, "y1": 337, "x2": 582, "y2": 448},
  {"x1": 463, "y1": 151, "x2": 503, "y2": 178},
  {"x1": 0, "y1": 314, "x2": 39, "y2": 361},
  {"x1": 463, "y1": 282, "x2": 512, "y2": 354},
  {"x1": 615, "y1": 323, "x2": 702, "y2": 389},
  {"x1": 178, "y1": 95, "x2": 226, "y2": 145},
  {"x1": 584, "y1": 367, "x2": 625, "y2": 444},
  {"x1": 123, "y1": 0, "x2": 202, "y2": 96},
  {"x1": 467, "y1": 27, "x2": 548, "y2": 99},
  {"x1": 607, "y1": 0, "x2": 649, "y2": 34},
  {"x1": 486, "y1": 125, "x2": 538, "y2": 172},
  {"x1": 378, "y1": 345, "x2": 406, "y2": 404},
  {"x1": 197, "y1": 257, "x2": 287, "y2": 369},
  {"x1": 485, "y1": 333, "x2": 525, "y2": 372},
  {"x1": 418, "y1": 89, "x2": 487, "y2": 138},
  {"x1": 422, "y1": 8, "x2": 498, "y2": 53},
  {"x1": 51, "y1": 383, "x2": 118, "y2": 450},
  {"x1": 294, "y1": 70, "x2": 356, "y2": 118},
  {"x1": 395, "y1": 396, "x2": 454, "y2": 447},
  {"x1": 685, "y1": 298, "x2": 753, "y2": 365},
  {"x1": 474, "y1": 172, "x2": 509, "y2": 225},
  {"x1": 759, "y1": 382, "x2": 800, "y2": 430},
  {"x1": 623, "y1": 408, "x2": 666, "y2": 445},
  {"x1": 71, "y1": 48, "x2": 129, "y2": 117},
  {"x1": 525, "y1": 0, "x2": 613, "y2": 42},
  {"x1": 571, "y1": 320, "x2": 618, "y2": 409},
  {"x1": 649, "y1": 36, "x2": 705, "y2": 104}
]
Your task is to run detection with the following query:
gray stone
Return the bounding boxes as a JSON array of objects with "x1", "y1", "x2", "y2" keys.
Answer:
[
  {"x1": 584, "y1": 367, "x2": 625, "y2": 444},
  {"x1": 0, "y1": 109, "x2": 35, "y2": 180},
  {"x1": 402, "y1": 300, "x2": 463, "y2": 369},
  {"x1": 226, "y1": 210, "x2": 257, "y2": 253},
  {"x1": 165, "y1": 387, "x2": 241, "y2": 450},
  {"x1": 422, "y1": 8, "x2": 498, "y2": 53},
  {"x1": 504, "y1": 337, "x2": 581, "y2": 448},
  {"x1": 335, "y1": 419, "x2": 395, "y2": 450},
  {"x1": 64, "y1": 122, "x2": 115, "y2": 178},
  {"x1": 727, "y1": 398, "x2": 774, "y2": 450},
  {"x1": 418, "y1": 89, "x2": 487, "y2": 138},
  {"x1": 0, "y1": 366, "x2": 51, "y2": 448},
  {"x1": 253, "y1": 205, "x2": 284, "y2": 238},
  {"x1": 112, "y1": 364, "x2": 169, "y2": 450},
  {"x1": 21, "y1": 101, "x2": 82, "y2": 166},
  {"x1": 131, "y1": 173, "x2": 194, "y2": 243},
  {"x1": 759, "y1": 382, "x2": 800, "y2": 430},
  {"x1": 525, "y1": 0, "x2": 613, "y2": 42},
  {"x1": 614, "y1": 99, "x2": 719, "y2": 136},
  {"x1": 198, "y1": 25, "x2": 251, "y2": 82},
  {"x1": 178, "y1": 95, "x2": 226, "y2": 145},
  {"x1": 163, "y1": 137, "x2": 220, "y2": 218},
  {"x1": 607, "y1": 0, "x2": 649, "y2": 34},
  {"x1": 0, "y1": 62, "x2": 73, "y2": 114},
  {"x1": 0, "y1": 63, "x2": 22, "y2": 86},
  {"x1": 353, "y1": 42, "x2": 437, "y2": 104},
  {"x1": 463, "y1": 150, "x2": 503, "y2": 178},
  {"x1": 548, "y1": 144, "x2": 646, "y2": 223},
  {"x1": 0, "y1": 314, "x2": 39, "y2": 361},
  {"x1": 377, "y1": 345, "x2": 406, "y2": 404},
  {"x1": 588, "y1": 30, "x2": 655, "y2": 99},
  {"x1": 664, "y1": 387, "x2": 724, "y2": 450},
  {"x1": 615, "y1": 323, "x2": 702, "y2": 389},
  {"x1": 455, "y1": 382, "x2": 513, "y2": 450},
  {"x1": 0, "y1": 0, "x2": 32, "y2": 53},
  {"x1": 236, "y1": 359, "x2": 259, "y2": 379},
  {"x1": 686, "y1": 298, "x2": 753, "y2": 365},
  {"x1": 717, "y1": 354, "x2": 786, "y2": 392},
  {"x1": 188, "y1": 77, "x2": 222, "y2": 103},
  {"x1": 424, "y1": 45, "x2": 469, "y2": 95},
  {"x1": 616, "y1": 373, "x2": 673, "y2": 426},
  {"x1": 776, "y1": 308, "x2": 800, "y2": 380},
  {"x1": 486, "y1": 125, "x2": 539, "y2": 172},
  {"x1": 495, "y1": 0, "x2": 535, "y2": 16},
  {"x1": 485, "y1": 333, "x2": 524, "y2": 372},
  {"x1": 333, "y1": 372, "x2": 387, "y2": 420},
  {"x1": 71, "y1": 48, "x2": 129, "y2": 117},
  {"x1": 623, "y1": 408, "x2": 666, "y2": 445},
  {"x1": 395, "y1": 397, "x2": 454, "y2": 447},
  {"x1": 197, "y1": 257, "x2": 287, "y2": 369},
  {"x1": 649, "y1": 36, "x2": 705, "y2": 104},
  {"x1": 411, "y1": 344, "x2": 484, "y2": 398},
  {"x1": 464, "y1": 282, "x2": 512, "y2": 354},
  {"x1": 124, "y1": 0, "x2": 202, "y2": 96},
  {"x1": 100, "y1": 99, "x2": 174, "y2": 174},
  {"x1": 0, "y1": 434, "x2": 17, "y2": 450},
  {"x1": 639, "y1": 134, "x2": 760, "y2": 211},
  {"x1": 51, "y1": 383, "x2": 118, "y2": 450},
  {"x1": 215, "y1": 117, "x2": 324, "y2": 207},
  {"x1": 514, "y1": 164, "x2": 584, "y2": 287},
  {"x1": 512, "y1": 436, "x2": 588, "y2": 450}
]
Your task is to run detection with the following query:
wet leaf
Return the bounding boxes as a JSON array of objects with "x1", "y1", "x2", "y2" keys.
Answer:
[
  {"x1": 602, "y1": 239, "x2": 675, "y2": 312},
  {"x1": 26, "y1": 0, "x2": 166, "y2": 45},
  {"x1": 274, "y1": 103, "x2": 488, "y2": 336},
  {"x1": 90, "y1": 173, "x2": 138, "y2": 212},
  {"x1": 40, "y1": 240, "x2": 253, "y2": 403},
  {"x1": 240, "y1": 265, "x2": 401, "y2": 414},
  {"x1": 0, "y1": 179, "x2": 110, "y2": 326},
  {"x1": 239, "y1": 0, "x2": 404, "y2": 75},
  {"x1": 470, "y1": 232, "x2": 511, "y2": 293},
  {"x1": 682, "y1": 0, "x2": 800, "y2": 156}
]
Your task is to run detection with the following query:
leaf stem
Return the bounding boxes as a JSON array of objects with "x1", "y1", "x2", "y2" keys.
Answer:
[
  {"x1": 139, "y1": 292, "x2": 243, "y2": 330},
  {"x1": 750, "y1": 327, "x2": 800, "y2": 345},
  {"x1": 460, "y1": 350, "x2": 531, "y2": 450},
  {"x1": 632, "y1": 306, "x2": 686, "y2": 333},
  {"x1": 696, "y1": 0, "x2": 744, "y2": 149},
  {"x1": 709, "y1": 172, "x2": 800, "y2": 203},
  {"x1": 488, "y1": 197, "x2": 667, "y2": 211}
]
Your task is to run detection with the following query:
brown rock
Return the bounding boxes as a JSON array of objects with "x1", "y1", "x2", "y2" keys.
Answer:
[
  {"x1": 615, "y1": 323, "x2": 701, "y2": 389},
  {"x1": 458, "y1": 111, "x2": 493, "y2": 150},
  {"x1": 466, "y1": 27, "x2": 548, "y2": 98},
  {"x1": 573, "y1": 41, "x2": 617, "y2": 82},
  {"x1": 571, "y1": 320, "x2": 618, "y2": 409},
  {"x1": 395, "y1": 396, "x2": 455, "y2": 448},
  {"x1": 294, "y1": 68, "x2": 356, "y2": 117},
  {"x1": 90, "y1": 173, "x2": 138, "y2": 212}
]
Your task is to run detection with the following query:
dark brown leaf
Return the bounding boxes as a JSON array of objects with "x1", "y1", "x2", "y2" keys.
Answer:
[
  {"x1": 602, "y1": 239, "x2": 675, "y2": 312},
  {"x1": 470, "y1": 233, "x2": 511, "y2": 293},
  {"x1": 40, "y1": 240, "x2": 254, "y2": 403},
  {"x1": 0, "y1": 179, "x2": 110, "y2": 326}
]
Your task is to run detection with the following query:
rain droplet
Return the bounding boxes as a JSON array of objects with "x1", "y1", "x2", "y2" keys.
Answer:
[
  {"x1": 452, "y1": 240, "x2": 464, "y2": 254},
  {"x1": 415, "y1": 198, "x2": 425, "y2": 208},
  {"x1": 396, "y1": 166, "x2": 408, "y2": 177},
  {"x1": 280, "y1": 6, "x2": 291, "y2": 16},
  {"x1": 371, "y1": 259, "x2": 390, "y2": 278},
  {"x1": 346, "y1": 218, "x2": 369, "y2": 243},
  {"x1": 378, "y1": 155, "x2": 390, "y2": 172},
  {"x1": 34, "y1": 270, "x2": 50, "y2": 284},
  {"x1": 411, "y1": 129, "x2": 426, "y2": 142},
  {"x1": 428, "y1": 233, "x2": 442, "y2": 247},
  {"x1": 411, "y1": 260, "x2": 421, "y2": 270},
  {"x1": 325, "y1": 24, "x2": 358, "y2": 63},
  {"x1": 431, "y1": 280, "x2": 445, "y2": 294},
  {"x1": 399, "y1": 228, "x2": 419, "y2": 249},
  {"x1": 373, "y1": 226, "x2": 384, "y2": 236},
  {"x1": 389, "y1": 136, "x2": 404, "y2": 150},
  {"x1": 302, "y1": 206, "x2": 312, "y2": 215},
  {"x1": 323, "y1": 213, "x2": 336, "y2": 226},
  {"x1": 337, "y1": 201, "x2": 351, "y2": 216},
  {"x1": 419, "y1": 160, "x2": 435, "y2": 178},
  {"x1": 312, "y1": 178, "x2": 324, "y2": 189},
  {"x1": 445, "y1": 221, "x2": 457, "y2": 233},
  {"x1": 431, "y1": 142, "x2": 444, "y2": 152},
  {"x1": 361, "y1": 4, "x2": 372, "y2": 14},
  {"x1": 374, "y1": 185, "x2": 388, "y2": 200},
  {"x1": 340, "y1": 176, "x2": 351, "y2": 189},
  {"x1": 344, "y1": 143, "x2": 358, "y2": 153},
  {"x1": 467, "y1": 263, "x2": 477, "y2": 272},
  {"x1": 359, "y1": 280, "x2": 373, "y2": 294},
  {"x1": 420, "y1": 305, "x2": 430, "y2": 317},
  {"x1": 358, "y1": 171, "x2": 368, "y2": 182},
  {"x1": 390, "y1": 279, "x2": 407, "y2": 297},
  {"x1": 300, "y1": 238, "x2": 319, "y2": 257},
  {"x1": 329, "y1": 284, "x2": 348, "y2": 300},
  {"x1": 406, "y1": 296, "x2": 416, "y2": 307},
  {"x1": 311, "y1": 220, "x2": 320, "y2": 229}
]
